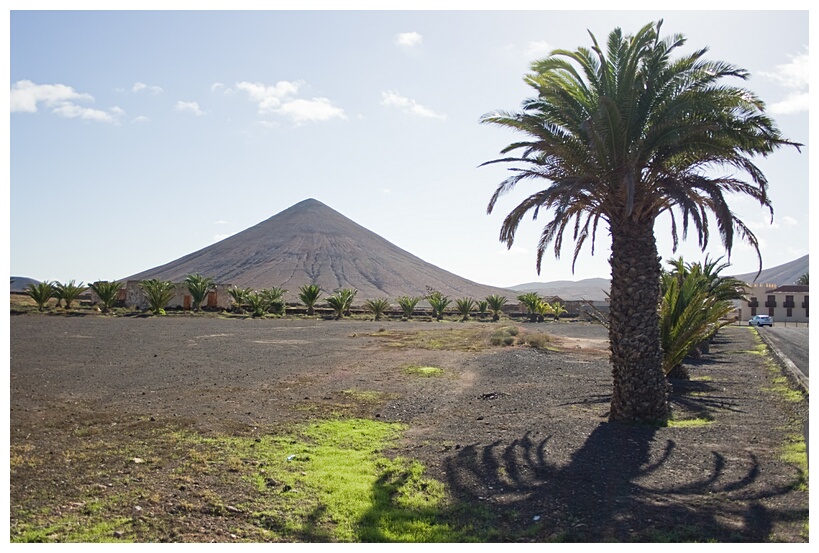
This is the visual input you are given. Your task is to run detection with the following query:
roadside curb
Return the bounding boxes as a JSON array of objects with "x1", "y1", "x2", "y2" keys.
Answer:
[{"x1": 754, "y1": 327, "x2": 809, "y2": 393}]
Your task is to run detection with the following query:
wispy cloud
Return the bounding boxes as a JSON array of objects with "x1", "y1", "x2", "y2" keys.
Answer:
[
  {"x1": 380, "y1": 90, "x2": 445, "y2": 120},
  {"x1": 235, "y1": 80, "x2": 345, "y2": 124},
  {"x1": 761, "y1": 48, "x2": 809, "y2": 114},
  {"x1": 132, "y1": 115, "x2": 150, "y2": 124},
  {"x1": 175, "y1": 100, "x2": 206, "y2": 116},
  {"x1": 395, "y1": 31, "x2": 422, "y2": 48},
  {"x1": 131, "y1": 82, "x2": 163, "y2": 95},
  {"x1": 11, "y1": 80, "x2": 123, "y2": 124},
  {"x1": 524, "y1": 40, "x2": 554, "y2": 58}
]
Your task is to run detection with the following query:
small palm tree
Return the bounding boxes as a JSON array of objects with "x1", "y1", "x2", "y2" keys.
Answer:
[
  {"x1": 550, "y1": 301, "x2": 567, "y2": 321},
  {"x1": 245, "y1": 291, "x2": 270, "y2": 317},
  {"x1": 140, "y1": 279, "x2": 177, "y2": 315},
  {"x1": 227, "y1": 286, "x2": 252, "y2": 314},
  {"x1": 326, "y1": 288, "x2": 357, "y2": 320},
  {"x1": 486, "y1": 294, "x2": 508, "y2": 322},
  {"x1": 535, "y1": 299, "x2": 554, "y2": 322},
  {"x1": 55, "y1": 280, "x2": 87, "y2": 310},
  {"x1": 183, "y1": 274, "x2": 214, "y2": 312},
  {"x1": 476, "y1": 300, "x2": 489, "y2": 319},
  {"x1": 260, "y1": 287, "x2": 287, "y2": 315},
  {"x1": 396, "y1": 295, "x2": 421, "y2": 319},
  {"x1": 89, "y1": 280, "x2": 123, "y2": 313},
  {"x1": 797, "y1": 272, "x2": 809, "y2": 285},
  {"x1": 455, "y1": 297, "x2": 476, "y2": 321},
  {"x1": 364, "y1": 298, "x2": 391, "y2": 321},
  {"x1": 25, "y1": 281, "x2": 55, "y2": 311},
  {"x1": 426, "y1": 291, "x2": 451, "y2": 321},
  {"x1": 517, "y1": 292, "x2": 542, "y2": 322},
  {"x1": 299, "y1": 284, "x2": 322, "y2": 316}
]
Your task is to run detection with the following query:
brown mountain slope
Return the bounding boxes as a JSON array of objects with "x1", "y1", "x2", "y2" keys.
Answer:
[{"x1": 125, "y1": 199, "x2": 515, "y2": 301}]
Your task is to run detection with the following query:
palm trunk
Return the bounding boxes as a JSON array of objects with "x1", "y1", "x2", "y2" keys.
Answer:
[{"x1": 608, "y1": 218, "x2": 669, "y2": 422}]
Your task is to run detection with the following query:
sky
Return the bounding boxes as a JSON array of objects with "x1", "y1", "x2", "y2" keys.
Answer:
[{"x1": 5, "y1": 2, "x2": 813, "y2": 290}]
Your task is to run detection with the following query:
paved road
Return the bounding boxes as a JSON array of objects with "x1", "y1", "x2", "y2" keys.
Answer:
[{"x1": 757, "y1": 326, "x2": 809, "y2": 377}]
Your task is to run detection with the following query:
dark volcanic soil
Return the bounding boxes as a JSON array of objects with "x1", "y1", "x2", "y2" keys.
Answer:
[{"x1": 9, "y1": 315, "x2": 809, "y2": 542}]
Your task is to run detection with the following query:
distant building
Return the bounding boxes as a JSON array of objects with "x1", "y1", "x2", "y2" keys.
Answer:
[{"x1": 737, "y1": 283, "x2": 808, "y2": 324}]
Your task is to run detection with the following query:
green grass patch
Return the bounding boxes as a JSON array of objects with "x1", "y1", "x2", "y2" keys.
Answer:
[
  {"x1": 404, "y1": 366, "x2": 445, "y2": 377},
  {"x1": 667, "y1": 416, "x2": 714, "y2": 429}
]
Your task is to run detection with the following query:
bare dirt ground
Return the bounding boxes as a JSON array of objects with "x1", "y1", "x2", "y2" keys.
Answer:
[{"x1": 9, "y1": 313, "x2": 809, "y2": 542}]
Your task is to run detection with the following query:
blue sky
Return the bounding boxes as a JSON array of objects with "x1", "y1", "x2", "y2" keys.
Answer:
[{"x1": 6, "y1": 3, "x2": 812, "y2": 288}]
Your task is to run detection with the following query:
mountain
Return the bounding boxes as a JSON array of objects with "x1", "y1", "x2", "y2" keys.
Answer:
[
  {"x1": 731, "y1": 254, "x2": 809, "y2": 286},
  {"x1": 509, "y1": 255, "x2": 810, "y2": 301},
  {"x1": 125, "y1": 198, "x2": 515, "y2": 301},
  {"x1": 10, "y1": 276, "x2": 40, "y2": 293},
  {"x1": 510, "y1": 278, "x2": 611, "y2": 302}
]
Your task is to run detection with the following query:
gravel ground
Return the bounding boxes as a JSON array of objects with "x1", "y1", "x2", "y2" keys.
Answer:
[{"x1": 9, "y1": 314, "x2": 809, "y2": 542}]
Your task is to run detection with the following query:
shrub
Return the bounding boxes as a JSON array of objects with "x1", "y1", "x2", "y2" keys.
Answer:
[
  {"x1": 364, "y1": 298, "x2": 390, "y2": 321},
  {"x1": 490, "y1": 326, "x2": 519, "y2": 346},
  {"x1": 89, "y1": 280, "x2": 123, "y2": 312}
]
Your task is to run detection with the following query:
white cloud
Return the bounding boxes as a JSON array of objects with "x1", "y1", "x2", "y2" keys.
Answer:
[
  {"x1": 52, "y1": 104, "x2": 122, "y2": 124},
  {"x1": 132, "y1": 115, "x2": 150, "y2": 124},
  {"x1": 11, "y1": 80, "x2": 94, "y2": 113},
  {"x1": 782, "y1": 215, "x2": 798, "y2": 226},
  {"x1": 761, "y1": 48, "x2": 809, "y2": 115},
  {"x1": 211, "y1": 82, "x2": 225, "y2": 92},
  {"x1": 380, "y1": 90, "x2": 445, "y2": 120},
  {"x1": 276, "y1": 97, "x2": 346, "y2": 124},
  {"x1": 175, "y1": 100, "x2": 205, "y2": 116},
  {"x1": 131, "y1": 82, "x2": 163, "y2": 95},
  {"x1": 395, "y1": 31, "x2": 423, "y2": 48},
  {"x1": 524, "y1": 40, "x2": 554, "y2": 58},
  {"x1": 235, "y1": 80, "x2": 345, "y2": 124}
]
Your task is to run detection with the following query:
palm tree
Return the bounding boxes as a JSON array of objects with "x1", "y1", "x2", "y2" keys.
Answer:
[
  {"x1": 140, "y1": 279, "x2": 177, "y2": 315},
  {"x1": 364, "y1": 298, "x2": 391, "y2": 321},
  {"x1": 227, "y1": 286, "x2": 252, "y2": 314},
  {"x1": 260, "y1": 287, "x2": 287, "y2": 315},
  {"x1": 455, "y1": 297, "x2": 476, "y2": 321},
  {"x1": 481, "y1": 21, "x2": 799, "y2": 422},
  {"x1": 298, "y1": 284, "x2": 322, "y2": 316},
  {"x1": 796, "y1": 273, "x2": 809, "y2": 285},
  {"x1": 426, "y1": 291, "x2": 451, "y2": 321},
  {"x1": 476, "y1": 300, "x2": 489, "y2": 319},
  {"x1": 396, "y1": 295, "x2": 421, "y2": 319},
  {"x1": 25, "y1": 281, "x2": 55, "y2": 311},
  {"x1": 517, "y1": 292, "x2": 542, "y2": 322},
  {"x1": 326, "y1": 288, "x2": 357, "y2": 320},
  {"x1": 245, "y1": 291, "x2": 270, "y2": 318},
  {"x1": 535, "y1": 299, "x2": 554, "y2": 322},
  {"x1": 55, "y1": 280, "x2": 87, "y2": 310},
  {"x1": 550, "y1": 301, "x2": 567, "y2": 321},
  {"x1": 486, "y1": 294, "x2": 508, "y2": 322},
  {"x1": 89, "y1": 280, "x2": 123, "y2": 313},
  {"x1": 184, "y1": 273, "x2": 214, "y2": 312}
]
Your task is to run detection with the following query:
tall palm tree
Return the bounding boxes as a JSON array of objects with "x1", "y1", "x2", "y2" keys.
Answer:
[
  {"x1": 184, "y1": 273, "x2": 214, "y2": 312},
  {"x1": 481, "y1": 21, "x2": 799, "y2": 422}
]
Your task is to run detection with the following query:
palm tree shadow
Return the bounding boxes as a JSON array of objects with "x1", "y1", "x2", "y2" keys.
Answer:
[{"x1": 441, "y1": 422, "x2": 803, "y2": 541}]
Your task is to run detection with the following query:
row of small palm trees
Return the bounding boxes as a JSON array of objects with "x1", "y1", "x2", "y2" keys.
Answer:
[{"x1": 25, "y1": 280, "x2": 122, "y2": 312}]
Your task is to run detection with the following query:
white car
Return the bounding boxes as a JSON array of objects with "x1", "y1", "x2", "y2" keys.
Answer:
[{"x1": 749, "y1": 315, "x2": 774, "y2": 327}]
